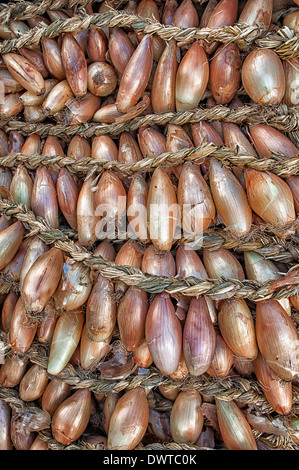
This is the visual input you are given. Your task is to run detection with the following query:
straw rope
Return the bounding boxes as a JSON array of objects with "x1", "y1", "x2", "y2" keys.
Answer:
[
  {"x1": 0, "y1": 197, "x2": 298, "y2": 300},
  {"x1": 0, "y1": 9, "x2": 298, "y2": 57},
  {"x1": 1, "y1": 145, "x2": 299, "y2": 178},
  {"x1": 2, "y1": 104, "x2": 299, "y2": 138}
]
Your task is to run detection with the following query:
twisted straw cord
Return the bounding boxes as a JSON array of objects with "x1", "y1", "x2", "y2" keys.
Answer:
[
  {"x1": 2, "y1": 104, "x2": 299, "y2": 138},
  {"x1": 0, "y1": 10, "x2": 298, "y2": 58},
  {"x1": 0, "y1": 197, "x2": 298, "y2": 300},
  {"x1": 1, "y1": 144, "x2": 299, "y2": 178},
  {"x1": 0, "y1": 0, "x2": 95, "y2": 23}
]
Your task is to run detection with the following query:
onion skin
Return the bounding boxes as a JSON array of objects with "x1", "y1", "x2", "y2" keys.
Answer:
[
  {"x1": 77, "y1": 176, "x2": 97, "y2": 247},
  {"x1": 207, "y1": 331, "x2": 234, "y2": 378},
  {"x1": 118, "y1": 132, "x2": 142, "y2": 164},
  {"x1": 183, "y1": 297, "x2": 216, "y2": 376},
  {"x1": 209, "y1": 158, "x2": 252, "y2": 236},
  {"x1": 283, "y1": 57, "x2": 299, "y2": 107},
  {"x1": 248, "y1": 124, "x2": 298, "y2": 158},
  {"x1": 218, "y1": 299, "x2": 258, "y2": 360},
  {"x1": 116, "y1": 34, "x2": 153, "y2": 113},
  {"x1": 61, "y1": 33, "x2": 87, "y2": 97},
  {"x1": 31, "y1": 166, "x2": 59, "y2": 229},
  {"x1": 287, "y1": 176, "x2": 299, "y2": 214},
  {"x1": 147, "y1": 168, "x2": 178, "y2": 252},
  {"x1": 175, "y1": 41, "x2": 209, "y2": 112},
  {"x1": 203, "y1": 248, "x2": 245, "y2": 281},
  {"x1": 0, "y1": 354, "x2": 28, "y2": 388},
  {"x1": 108, "y1": 28, "x2": 135, "y2": 75},
  {"x1": 0, "y1": 400, "x2": 13, "y2": 450},
  {"x1": 1, "y1": 291, "x2": 18, "y2": 333},
  {"x1": 21, "y1": 247, "x2": 64, "y2": 315},
  {"x1": 178, "y1": 162, "x2": 215, "y2": 235},
  {"x1": 80, "y1": 323, "x2": 112, "y2": 371},
  {"x1": 145, "y1": 292, "x2": 182, "y2": 375},
  {"x1": 244, "y1": 168, "x2": 296, "y2": 229},
  {"x1": 0, "y1": 221, "x2": 24, "y2": 270},
  {"x1": 142, "y1": 244, "x2": 175, "y2": 278},
  {"x1": 19, "y1": 364, "x2": 49, "y2": 402},
  {"x1": 255, "y1": 300, "x2": 299, "y2": 381},
  {"x1": 239, "y1": 0, "x2": 273, "y2": 28},
  {"x1": 241, "y1": 49, "x2": 285, "y2": 105},
  {"x1": 52, "y1": 389, "x2": 91, "y2": 445},
  {"x1": 176, "y1": 245, "x2": 217, "y2": 324},
  {"x1": 47, "y1": 309, "x2": 85, "y2": 376},
  {"x1": 151, "y1": 39, "x2": 177, "y2": 113},
  {"x1": 87, "y1": 28, "x2": 108, "y2": 63},
  {"x1": 117, "y1": 286, "x2": 148, "y2": 351},
  {"x1": 29, "y1": 436, "x2": 49, "y2": 451},
  {"x1": 253, "y1": 352, "x2": 293, "y2": 415},
  {"x1": 57, "y1": 168, "x2": 79, "y2": 230},
  {"x1": 127, "y1": 174, "x2": 149, "y2": 242},
  {"x1": 9, "y1": 297, "x2": 37, "y2": 354},
  {"x1": 41, "y1": 38, "x2": 65, "y2": 80},
  {"x1": 107, "y1": 387, "x2": 149, "y2": 450},
  {"x1": 216, "y1": 398, "x2": 257, "y2": 450},
  {"x1": 10, "y1": 411, "x2": 36, "y2": 450},
  {"x1": 3, "y1": 52, "x2": 45, "y2": 96},
  {"x1": 172, "y1": 0, "x2": 199, "y2": 27},
  {"x1": 86, "y1": 274, "x2": 116, "y2": 342},
  {"x1": 170, "y1": 390, "x2": 203, "y2": 445},
  {"x1": 209, "y1": 43, "x2": 241, "y2": 105},
  {"x1": 42, "y1": 378, "x2": 71, "y2": 417}
]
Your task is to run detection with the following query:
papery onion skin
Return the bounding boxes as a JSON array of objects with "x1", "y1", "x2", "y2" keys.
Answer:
[
  {"x1": 151, "y1": 39, "x2": 177, "y2": 113},
  {"x1": 147, "y1": 168, "x2": 178, "y2": 252},
  {"x1": 145, "y1": 292, "x2": 182, "y2": 375},
  {"x1": 116, "y1": 35, "x2": 153, "y2": 113},
  {"x1": 241, "y1": 49, "x2": 285, "y2": 106},
  {"x1": 175, "y1": 41, "x2": 209, "y2": 112},
  {"x1": 255, "y1": 299, "x2": 299, "y2": 381},
  {"x1": 216, "y1": 398, "x2": 258, "y2": 450},
  {"x1": 47, "y1": 309, "x2": 85, "y2": 376},
  {"x1": 253, "y1": 352, "x2": 293, "y2": 415},
  {"x1": 244, "y1": 168, "x2": 296, "y2": 229},
  {"x1": 209, "y1": 43, "x2": 241, "y2": 105},
  {"x1": 170, "y1": 390, "x2": 203, "y2": 445},
  {"x1": 183, "y1": 297, "x2": 216, "y2": 376},
  {"x1": 239, "y1": 0, "x2": 273, "y2": 28},
  {"x1": 0, "y1": 400, "x2": 13, "y2": 450},
  {"x1": 209, "y1": 158, "x2": 252, "y2": 236},
  {"x1": 107, "y1": 387, "x2": 149, "y2": 450},
  {"x1": 218, "y1": 298, "x2": 258, "y2": 360},
  {"x1": 52, "y1": 389, "x2": 91, "y2": 445}
]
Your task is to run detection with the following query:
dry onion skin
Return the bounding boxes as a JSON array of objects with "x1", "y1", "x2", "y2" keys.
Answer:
[{"x1": 0, "y1": 0, "x2": 298, "y2": 453}]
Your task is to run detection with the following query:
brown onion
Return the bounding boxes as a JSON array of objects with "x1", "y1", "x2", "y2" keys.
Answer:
[
  {"x1": 255, "y1": 299, "x2": 299, "y2": 381},
  {"x1": 209, "y1": 43, "x2": 241, "y2": 105},
  {"x1": 107, "y1": 387, "x2": 149, "y2": 450},
  {"x1": 151, "y1": 40, "x2": 177, "y2": 113},
  {"x1": 253, "y1": 352, "x2": 293, "y2": 415},
  {"x1": 116, "y1": 35, "x2": 153, "y2": 113},
  {"x1": 216, "y1": 398, "x2": 257, "y2": 450},
  {"x1": 170, "y1": 390, "x2": 203, "y2": 445},
  {"x1": 145, "y1": 292, "x2": 182, "y2": 375},
  {"x1": 147, "y1": 168, "x2": 178, "y2": 251},
  {"x1": 42, "y1": 378, "x2": 71, "y2": 417},
  {"x1": 117, "y1": 286, "x2": 148, "y2": 351},
  {"x1": 248, "y1": 123, "x2": 298, "y2": 158},
  {"x1": 52, "y1": 389, "x2": 91, "y2": 445},
  {"x1": 209, "y1": 158, "x2": 252, "y2": 236},
  {"x1": 183, "y1": 296, "x2": 216, "y2": 376},
  {"x1": 241, "y1": 49, "x2": 285, "y2": 105},
  {"x1": 0, "y1": 400, "x2": 13, "y2": 450},
  {"x1": 218, "y1": 298, "x2": 258, "y2": 359},
  {"x1": 19, "y1": 364, "x2": 49, "y2": 402},
  {"x1": 244, "y1": 168, "x2": 296, "y2": 230},
  {"x1": 175, "y1": 41, "x2": 209, "y2": 112},
  {"x1": 239, "y1": 0, "x2": 273, "y2": 28},
  {"x1": 207, "y1": 331, "x2": 234, "y2": 378},
  {"x1": 61, "y1": 32, "x2": 87, "y2": 97}
]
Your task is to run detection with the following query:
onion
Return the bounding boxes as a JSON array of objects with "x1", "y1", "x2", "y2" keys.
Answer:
[
  {"x1": 107, "y1": 387, "x2": 149, "y2": 450},
  {"x1": 255, "y1": 299, "x2": 299, "y2": 381},
  {"x1": 175, "y1": 42, "x2": 209, "y2": 112},
  {"x1": 145, "y1": 292, "x2": 182, "y2": 375},
  {"x1": 170, "y1": 390, "x2": 203, "y2": 444},
  {"x1": 241, "y1": 49, "x2": 285, "y2": 105}
]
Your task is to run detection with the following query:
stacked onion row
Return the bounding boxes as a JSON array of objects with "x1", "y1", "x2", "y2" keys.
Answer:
[{"x1": 0, "y1": 0, "x2": 298, "y2": 124}]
